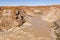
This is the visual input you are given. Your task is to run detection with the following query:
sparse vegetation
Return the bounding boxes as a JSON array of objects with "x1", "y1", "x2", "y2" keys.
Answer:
[{"x1": 51, "y1": 21, "x2": 60, "y2": 40}]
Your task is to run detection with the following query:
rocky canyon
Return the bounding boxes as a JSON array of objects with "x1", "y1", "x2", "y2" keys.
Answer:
[{"x1": 0, "y1": 5, "x2": 60, "y2": 40}]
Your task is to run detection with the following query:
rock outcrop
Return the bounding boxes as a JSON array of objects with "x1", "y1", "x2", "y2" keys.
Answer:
[{"x1": 0, "y1": 5, "x2": 60, "y2": 40}]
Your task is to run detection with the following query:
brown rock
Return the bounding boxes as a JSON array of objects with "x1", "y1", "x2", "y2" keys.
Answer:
[{"x1": 0, "y1": 5, "x2": 60, "y2": 40}]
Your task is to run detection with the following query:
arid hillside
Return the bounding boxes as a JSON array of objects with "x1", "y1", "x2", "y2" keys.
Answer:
[{"x1": 0, "y1": 5, "x2": 60, "y2": 40}]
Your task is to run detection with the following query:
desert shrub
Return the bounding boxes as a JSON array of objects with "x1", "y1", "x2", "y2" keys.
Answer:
[{"x1": 51, "y1": 21, "x2": 60, "y2": 40}]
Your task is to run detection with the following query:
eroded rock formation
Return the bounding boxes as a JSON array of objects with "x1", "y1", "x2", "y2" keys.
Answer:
[{"x1": 0, "y1": 5, "x2": 60, "y2": 40}]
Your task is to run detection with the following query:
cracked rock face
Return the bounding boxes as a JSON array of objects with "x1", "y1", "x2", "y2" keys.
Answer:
[
  {"x1": 0, "y1": 8, "x2": 25, "y2": 30},
  {"x1": 0, "y1": 6, "x2": 60, "y2": 40}
]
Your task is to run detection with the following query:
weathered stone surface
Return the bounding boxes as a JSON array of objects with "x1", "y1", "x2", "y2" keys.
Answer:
[{"x1": 0, "y1": 5, "x2": 60, "y2": 40}]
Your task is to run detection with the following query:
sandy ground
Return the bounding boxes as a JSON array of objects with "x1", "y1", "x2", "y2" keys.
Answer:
[
  {"x1": 0, "y1": 6, "x2": 59, "y2": 40},
  {"x1": 0, "y1": 16, "x2": 56, "y2": 40}
]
